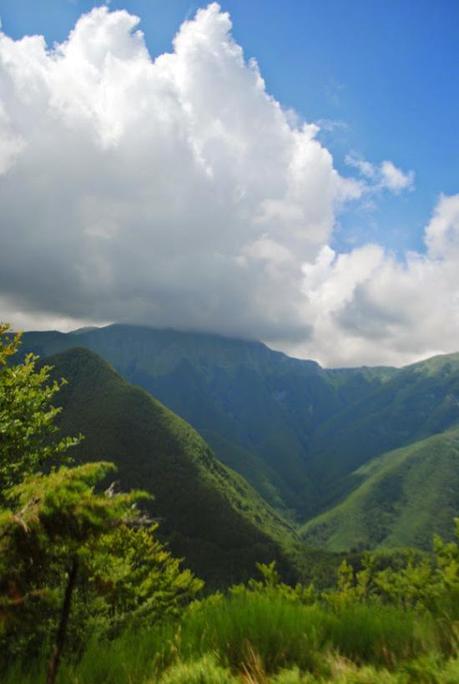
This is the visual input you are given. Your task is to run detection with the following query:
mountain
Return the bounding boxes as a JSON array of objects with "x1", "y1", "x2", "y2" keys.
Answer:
[
  {"x1": 45, "y1": 347, "x2": 300, "y2": 586},
  {"x1": 302, "y1": 429, "x2": 459, "y2": 552},
  {"x1": 20, "y1": 326, "x2": 459, "y2": 551},
  {"x1": 307, "y1": 352, "x2": 459, "y2": 510},
  {"x1": 21, "y1": 325, "x2": 392, "y2": 517}
]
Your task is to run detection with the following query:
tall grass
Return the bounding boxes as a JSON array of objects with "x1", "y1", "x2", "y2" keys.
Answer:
[
  {"x1": 179, "y1": 594, "x2": 332, "y2": 674},
  {"x1": 56, "y1": 624, "x2": 178, "y2": 684},
  {"x1": 1, "y1": 594, "x2": 454, "y2": 683},
  {"x1": 178, "y1": 594, "x2": 438, "y2": 673},
  {"x1": 326, "y1": 604, "x2": 438, "y2": 667},
  {"x1": 157, "y1": 655, "x2": 235, "y2": 684}
]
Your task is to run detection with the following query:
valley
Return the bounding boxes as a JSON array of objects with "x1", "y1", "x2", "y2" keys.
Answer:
[{"x1": 20, "y1": 324, "x2": 459, "y2": 556}]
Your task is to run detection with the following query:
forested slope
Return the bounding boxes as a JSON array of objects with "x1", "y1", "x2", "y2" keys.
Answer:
[
  {"x1": 302, "y1": 429, "x2": 459, "y2": 551},
  {"x1": 47, "y1": 347, "x2": 299, "y2": 585}
]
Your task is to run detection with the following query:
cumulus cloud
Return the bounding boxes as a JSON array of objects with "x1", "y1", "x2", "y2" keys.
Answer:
[
  {"x1": 286, "y1": 192, "x2": 459, "y2": 366},
  {"x1": 0, "y1": 3, "x2": 359, "y2": 344},
  {"x1": 425, "y1": 193, "x2": 459, "y2": 257},
  {"x1": 0, "y1": 3, "x2": 457, "y2": 367}
]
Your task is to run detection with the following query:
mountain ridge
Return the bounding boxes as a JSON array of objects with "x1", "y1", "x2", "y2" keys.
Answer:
[
  {"x1": 19, "y1": 324, "x2": 459, "y2": 549},
  {"x1": 45, "y1": 346, "x2": 300, "y2": 585},
  {"x1": 20, "y1": 324, "x2": 395, "y2": 517}
]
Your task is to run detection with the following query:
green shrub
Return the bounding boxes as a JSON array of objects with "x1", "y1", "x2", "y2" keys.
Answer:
[
  {"x1": 402, "y1": 654, "x2": 459, "y2": 684},
  {"x1": 269, "y1": 660, "x2": 405, "y2": 683},
  {"x1": 157, "y1": 655, "x2": 236, "y2": 684},
  {"x1": 440, "y1": 656, "x2": 459, "y2": 684},
  {"x1": 271, "y1": 667, "x2": 316, "y2": 683}
]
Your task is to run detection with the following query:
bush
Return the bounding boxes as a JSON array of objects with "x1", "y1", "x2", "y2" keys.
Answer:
[
  {"x1": 158, "y1": 655, "x2": 235, "y2": 684},
  {"x1": 271, "y1": 667, "x2": 316, "y2": 683}
]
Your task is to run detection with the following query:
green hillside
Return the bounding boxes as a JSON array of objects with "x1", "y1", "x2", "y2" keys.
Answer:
[
  {"x1": 302, "y1": 429, "x2": 459, "y2": 552},
  {"x1": 46, "y1": 347, "x2": 300, "y2": 586},
  {"x1": 20, "y1": 326, "x2": 459, "y2": 550},
  {"x1": 307, "y1": 352, "x2": 459, "y2": 510},
  {"x1": 21, "y1": 325, "x2": 392, "y2": 517}
]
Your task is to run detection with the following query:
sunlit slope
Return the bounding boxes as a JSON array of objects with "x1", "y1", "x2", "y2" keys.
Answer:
[
  {"x1": 308, "y1": 352, "x2": 459, "y2": 507},
  {"x1": 302, "y1": 429, "x2": 459, "y2": 552}
]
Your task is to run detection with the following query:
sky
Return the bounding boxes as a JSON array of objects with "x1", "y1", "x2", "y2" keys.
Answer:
[{"x1": 0, "y1": 0, "x2": 458, "y2": 366}]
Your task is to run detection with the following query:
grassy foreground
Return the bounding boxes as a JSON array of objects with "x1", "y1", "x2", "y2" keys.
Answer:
[{"x1": 5, "y1": 590, "x2": 458, "y2": 684}]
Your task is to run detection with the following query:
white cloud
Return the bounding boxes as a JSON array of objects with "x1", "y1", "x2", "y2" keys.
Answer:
[
  {"x1": 0, "y1": 4, "x2": 457, "y2": 368},
  {"x1": 380, "y1": 160, "x2": 414, "y2": 193},
  {"x1": 345, "y1": 154, "x2": 414, "y2": 195},
  {"x1": 0, "y1": 3, "x2": 356, "y2": 344},
  {"x1": 424, "y1": 193, "x2": 459, "y2": 257},
  {"x1": 345, "y1": 153, "x2": 376, "y2": 179},
  {"x1": 283, "y1": 192, "x2": 459, "y2": 366}
]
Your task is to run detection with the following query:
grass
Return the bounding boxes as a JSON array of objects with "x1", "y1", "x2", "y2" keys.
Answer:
[
  {"x1": 325, "y1": 604, "x2": 437, "y2": 666},
  {"x1": 179, "y1": 594, "x2": 332, "y2": 673},
  {"x1": 157, "y1": 655, "x2": 235, "y2": 684},
  {"x1": 3, "y1": 592, "x2": 452, "y2": 684}
]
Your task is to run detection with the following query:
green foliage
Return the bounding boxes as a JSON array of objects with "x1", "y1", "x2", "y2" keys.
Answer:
[
  {"x1": 5, "y1": 461, "x2": 147, "y2": 541},
  {"x1": 2, "y1": 579, "x2": 459, "y2": 683},
  {"x1": 230, "y1": 561, "x2": 317, "y2": 606},
  {"x1": 180, "y1": 592, "x2": 329, "y2": 674},
  {"x1": 326, "y1": 521, "x2": 459, "y2": 625},
  {"x1": 270, "y1": 661, "x2": 406, "y2": 683},
  {"x1": 157, "y1": 655, "x2": 235, "y2": 684},
  {"x1": 4, "y1": 324, "x2": 459, "y2": 683},
  {"x1": 0, "y1": 461, "x2": 148, "y2": 662},
  {"x1": 86, "y1": 523, "x2": 204, "y2": 633},
  {"x1": 0, "y1": 326, "x2": 204, "y2": 677},
  {"x1": 326, "y1": 604, "x2": 434, "y2": 667},
  {"x1": 270, "y1": 669, "x2": 316, "y2": 683},
  {"x1": 0, "y1": 323, "x2": 80, "y2": 492},
  {"x1": 59, "y1": 626, "x2": 178, "y2": 684}
]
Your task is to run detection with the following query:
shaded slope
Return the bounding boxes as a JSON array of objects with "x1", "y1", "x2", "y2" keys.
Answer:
[
  {"x1": 302, "y1": 429, "x2": 459, "y2": 552},
  {"x1": 47, "y1": 347, "x2": 299, "y2": 586}
]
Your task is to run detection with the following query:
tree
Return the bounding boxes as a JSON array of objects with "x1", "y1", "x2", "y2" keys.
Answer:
[
  {"x1": 0, "y1": 324, "x2": 204, "y2": 681},
  {"x1": 88, "y1": 522, "x2": 204, "y2": 633},
  {"x1": 0, "y1": 462, "x2": 149, "y2": 683},
  {"x1": 329, "y1": 524, "x2": 459, "y2": 620},
  {"x1": 0, "y1": 323, "x2": 80, "y2": 493}
]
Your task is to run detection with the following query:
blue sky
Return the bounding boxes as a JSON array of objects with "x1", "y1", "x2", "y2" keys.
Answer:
[{"x1": 1, "y1": 0, "x2": 458, "y2": 256}]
